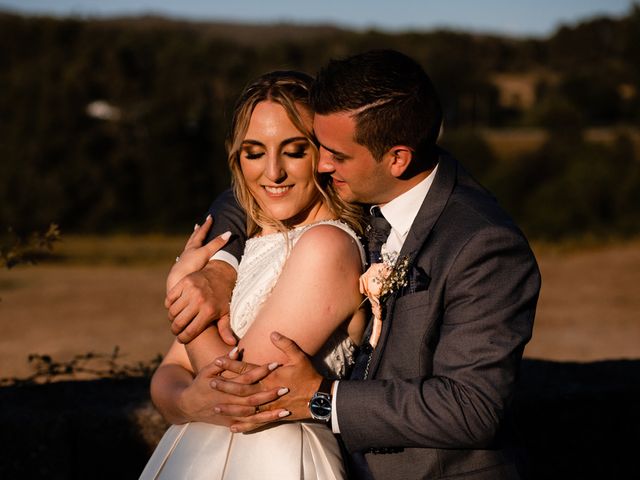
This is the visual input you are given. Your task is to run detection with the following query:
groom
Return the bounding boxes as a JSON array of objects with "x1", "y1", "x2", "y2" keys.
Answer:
[{"x1": 163, "y1": 50, "x2": 541, "y2": 479}]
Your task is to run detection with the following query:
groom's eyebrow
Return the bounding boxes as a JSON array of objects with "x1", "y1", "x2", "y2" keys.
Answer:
[{"x1": 318, "y1": 142, "x2": 348, "y2": 158}]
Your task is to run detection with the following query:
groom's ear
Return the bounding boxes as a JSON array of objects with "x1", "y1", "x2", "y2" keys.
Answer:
[{"x1": 386, "y1": 146, "x2": 414, "y2": 178}]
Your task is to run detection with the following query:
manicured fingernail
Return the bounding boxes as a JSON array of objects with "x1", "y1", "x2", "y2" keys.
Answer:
[
  {"x1": 228, "y1": 346, "x2": 238, "y2": 357},
  {"x1": 230, "y1": 426, "x2": 238, "y2": 433},
  {"x1": 268, "y1": 362, "x2": 279, "y2": 371},
  {"x1": 271, "y1": 331, "x2": 282, "y2": 341},
  {"x1": 214, "y1": 407, "x2": 221, "y2": 413},
  {"x1": 277, "y1": 387, "x2": 289, "y2": 396},
  {"x1": 278, "y1": 410, "x2": 291, "y2": 418},
  {"x1": 194, "y1": 223, "x2": 200, "y2": 231},
  {"x1": 210, "y1": 380, "x2": 217, "y2": 389},
  {"x1": 214, "y1": 358, "x2": 223, "y2": 366},
  {"x1": 220, "y1": 231, "x2": 231, "y2": 241},
  {"x1": 206, "y1": 214, "x2": 212, "y2": 221}
]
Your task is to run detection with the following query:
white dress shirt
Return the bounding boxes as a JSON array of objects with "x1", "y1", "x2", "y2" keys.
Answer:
[
  {"x1": 331, "y1": 164, "x2": 439, "y2": 433},
  {"x1": 210, "y1": 250, "x2": 239, "y2": 271}
]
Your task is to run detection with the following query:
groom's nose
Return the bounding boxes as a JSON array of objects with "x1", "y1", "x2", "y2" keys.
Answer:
[{"x1": 317, "y1": 148, "x2": 335, "y2": 173}]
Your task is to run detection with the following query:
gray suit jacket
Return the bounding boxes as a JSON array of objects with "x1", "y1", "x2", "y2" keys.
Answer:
[{"x1": 337, "y1": 150, "x2": 540, "y2": 479}]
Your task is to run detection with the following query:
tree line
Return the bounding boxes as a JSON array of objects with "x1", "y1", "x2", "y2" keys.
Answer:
[{"x1": 1, "y1": 6, "x2": 639, "y2": 240}]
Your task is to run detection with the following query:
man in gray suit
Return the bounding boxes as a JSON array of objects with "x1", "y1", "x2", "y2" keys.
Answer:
[{"x1": 163, "y1": 50, "x2": 541, "y2": 479}]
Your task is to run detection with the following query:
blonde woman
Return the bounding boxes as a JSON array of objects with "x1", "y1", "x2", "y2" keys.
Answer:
[{"x1": 140, "y1": 71, "x2": 366, "y2": 479}]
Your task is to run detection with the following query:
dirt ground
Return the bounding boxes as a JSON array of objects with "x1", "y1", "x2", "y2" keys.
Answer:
[{"x1": 1, "y1": 237, "x2": 639, "y2": 380}]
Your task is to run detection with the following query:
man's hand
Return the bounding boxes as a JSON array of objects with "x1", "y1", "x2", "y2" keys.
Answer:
[
  {"x1": 165, "y1": 260, "x2": 237, "y2": 344},
  {"x1": 212, "y1": 332, "x2": 323, "y2": 433}
]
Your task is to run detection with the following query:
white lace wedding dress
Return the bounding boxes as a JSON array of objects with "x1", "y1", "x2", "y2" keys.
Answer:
[{"x1": 140, "y1": 220, "x2": 365, "y2": 480}]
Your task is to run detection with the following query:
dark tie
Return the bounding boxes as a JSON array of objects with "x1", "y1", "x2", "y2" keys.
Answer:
[
  {"x1": 350, "y1": 207, "x2": 392, "y2": 381},
  {"x1": 366, "y1": 206, "x2": 392, "y2": 265}
]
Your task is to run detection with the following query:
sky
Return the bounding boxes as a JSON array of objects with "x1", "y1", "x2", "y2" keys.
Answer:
[{"x1": 0, "y1": 0, "x2": 636, "y2": 37}]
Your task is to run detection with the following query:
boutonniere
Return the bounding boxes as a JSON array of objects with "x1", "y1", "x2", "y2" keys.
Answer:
[{"x1": 359, "y1": 255, "x2": 410, "y2": 348}]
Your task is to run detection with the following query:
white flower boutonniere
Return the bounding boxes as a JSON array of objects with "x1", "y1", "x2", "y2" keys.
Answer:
[{"x1": 359, "y1": 256, "x2": 410, "y2": 348}]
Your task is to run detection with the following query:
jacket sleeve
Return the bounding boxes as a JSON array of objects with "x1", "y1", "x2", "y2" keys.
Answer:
[
  {"x1": 203, "y1": 189, "x2": 247, "y2": 263},
  {"x1": 336, "y1": 225, "x2": 541, "y2": 451}
]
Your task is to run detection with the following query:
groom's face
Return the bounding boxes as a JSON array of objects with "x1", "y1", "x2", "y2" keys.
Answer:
[{"x1": 314, "y1": 112, "x2": 390, "y2": 204}]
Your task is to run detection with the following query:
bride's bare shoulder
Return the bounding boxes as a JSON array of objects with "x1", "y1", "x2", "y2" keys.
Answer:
[{"x1": 293, "y1": 223, "x2": 362, "y2": 264}]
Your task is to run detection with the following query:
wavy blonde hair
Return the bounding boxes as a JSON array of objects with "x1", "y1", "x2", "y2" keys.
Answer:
[{"x1": 227, "y1": 71, "x2": 363, "y2": 237}]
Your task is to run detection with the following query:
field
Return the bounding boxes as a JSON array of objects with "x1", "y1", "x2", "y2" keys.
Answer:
[{"x1": 1, "y1": 235, "x2": 639, "y2": 381}]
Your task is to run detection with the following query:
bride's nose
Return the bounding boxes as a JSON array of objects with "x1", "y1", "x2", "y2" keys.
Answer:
[{"x1": 265, "y1": 153, "x2": 287, "y2": 183}]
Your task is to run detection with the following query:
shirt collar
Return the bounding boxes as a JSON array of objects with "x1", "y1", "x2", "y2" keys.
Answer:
[{"x1": 376, "y1": 164, "x2": 439, "y2": 237}]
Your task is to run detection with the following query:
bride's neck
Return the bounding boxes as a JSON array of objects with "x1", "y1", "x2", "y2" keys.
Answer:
[{"x1": 260, "y1": 199, "x2": 334, "y2": 235}]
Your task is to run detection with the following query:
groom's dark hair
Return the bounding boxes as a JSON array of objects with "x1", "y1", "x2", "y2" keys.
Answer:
[{"x1": 311, "y1": 49, "x2": 442, "y2": 163}]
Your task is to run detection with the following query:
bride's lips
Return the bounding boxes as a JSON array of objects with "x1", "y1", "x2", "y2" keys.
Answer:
[{"x1": 263, "y1": 185, "x2": 293, "y2": 197}]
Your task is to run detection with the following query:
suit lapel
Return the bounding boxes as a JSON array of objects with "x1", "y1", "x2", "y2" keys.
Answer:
[{"x1": 367, "y1": 150, "x2": 458, "y2": 377}]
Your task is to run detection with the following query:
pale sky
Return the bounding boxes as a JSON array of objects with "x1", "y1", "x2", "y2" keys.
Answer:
[{"x1": 0, "y1": 0, "x2": 635, "y2": 37}]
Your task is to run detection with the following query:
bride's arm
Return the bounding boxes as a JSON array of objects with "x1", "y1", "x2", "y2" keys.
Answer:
[
  {"x1": 178, "y1": 224, "x2": 364, "y2": 383},
  {"x1": 238, "y1": 225, "x2": 365, "y2": 366},
  {"x1": 149, "y1": 339, "x2": 230, "y2": 425},
  {"x1": 162, "y1": 216, "x2": 240, "y2": 372}
]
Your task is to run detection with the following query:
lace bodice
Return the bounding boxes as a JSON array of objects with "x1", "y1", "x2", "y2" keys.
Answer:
[{"x1": 229, "y1": 220, "x2": 365, "y2": 378}]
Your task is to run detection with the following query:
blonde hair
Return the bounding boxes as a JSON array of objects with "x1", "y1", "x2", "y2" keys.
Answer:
[{"x1": 226, "y1": 71, "x2": 363, "y2": 237}]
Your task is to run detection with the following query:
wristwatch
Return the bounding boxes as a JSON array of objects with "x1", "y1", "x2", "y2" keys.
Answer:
[{"x1": 308, "y1": 378, "x2": 333, "y2": 422}]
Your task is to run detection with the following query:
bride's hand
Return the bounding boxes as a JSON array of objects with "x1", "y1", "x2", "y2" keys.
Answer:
[
  {"x1": 178, "y1": 355, "x2": 287, "y2": 425},
  {"x1": 212, "y1": 332, "x2": 321, "y2": 432},
  {"x1": 166, "y1": 215, "x2": 231, "y2": 292}
]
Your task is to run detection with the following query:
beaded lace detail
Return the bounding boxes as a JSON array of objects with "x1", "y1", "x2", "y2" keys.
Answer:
[{"x1": 230, "y1": 220, "x2": 365, "y2": 378}]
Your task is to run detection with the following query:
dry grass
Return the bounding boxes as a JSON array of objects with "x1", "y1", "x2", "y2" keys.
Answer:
[
  {"x1": 1, "y1": 236, "x2": 639, "y2": 380},
  {"x1": 526, "y1": 239, "x2": 640, "y2": 361}
]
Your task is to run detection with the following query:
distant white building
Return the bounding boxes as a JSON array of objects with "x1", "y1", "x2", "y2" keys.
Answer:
[{"x1": 86, "y1": 100, "x2": 121, "y2": 121}]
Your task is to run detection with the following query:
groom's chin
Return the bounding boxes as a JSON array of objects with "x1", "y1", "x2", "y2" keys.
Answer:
[{"x1": 332, "y1": 183, "x2": 356, "y2": 203}]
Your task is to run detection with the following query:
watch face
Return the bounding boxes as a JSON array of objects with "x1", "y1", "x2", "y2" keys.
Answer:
[{"x1": 310, "y1": 393, "x2": 331, "y2": 420}]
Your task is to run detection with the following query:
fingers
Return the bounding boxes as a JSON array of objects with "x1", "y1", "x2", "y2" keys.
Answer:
[
  {"x1": 195, "y1": 346, "x2": 239, "y2": 378},
  {"x1": 198, "y1": 357, "x2": 227, "y2": 378},
  {"x1": 170, "y1": 302, "x2": 199, "y2": 336},
  {"x1": 227, "y1": 346, "x2": 240, "y2": 360},
  {"x1": 176, "y1": 309, "x2": 212, "y2": 343},
  {"x1": 167, "y1": 294, "x2": 189, "y2": 322},
  {"x1": 270, "y1": 331, "x2": 307, "y2": 363},
  {"x1": 184, "y1": 215, "x2": 214, "y2": 250},
  {"x1": 165, "y1": 283, "x2": 183, "y2": 309},
  {"x1": 230, "y1": 410, "x2": 291, "y2": 434},
  {"x1": 214, "y1": 357, "x2": 278, "y2": 384},
  {"x1": 217, "y1": 314, "x2": 237, "y2": 346},
  {"x1": 211, "y1": 383, "x2": 288, "y2": 412},
  {"x1": 211, "y1": 380, "x2": 290, "y2": 423},
  {"x1": 203, "y1": 231, "x2": 232, "y2": 259}
]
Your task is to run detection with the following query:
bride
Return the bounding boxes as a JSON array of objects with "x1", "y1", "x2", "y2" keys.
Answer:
[{"x1": 140, "y1": 71, "x2": 367, "y2": 479}]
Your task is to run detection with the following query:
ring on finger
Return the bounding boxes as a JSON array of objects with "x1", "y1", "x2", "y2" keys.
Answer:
[{"x1": 255, "y1": 405, "x2": 260, "y2": 414}]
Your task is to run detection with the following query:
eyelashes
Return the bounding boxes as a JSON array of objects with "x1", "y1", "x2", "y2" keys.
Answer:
[
  {"x1": 284, "y1": 149, "x2": 307, "y2": 159},
  {"x1": 242, "y1": 148, "x2": 308, "y2": 160}
]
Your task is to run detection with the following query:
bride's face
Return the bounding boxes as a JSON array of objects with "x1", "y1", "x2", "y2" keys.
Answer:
[{"x1": 240, "y1": 101, "x2": 321, "y2": 229}]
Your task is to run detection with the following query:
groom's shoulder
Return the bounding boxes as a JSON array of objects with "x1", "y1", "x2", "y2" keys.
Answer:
[{"x1": 441, "y1": 161, "x2": 525, "y2": 241}]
